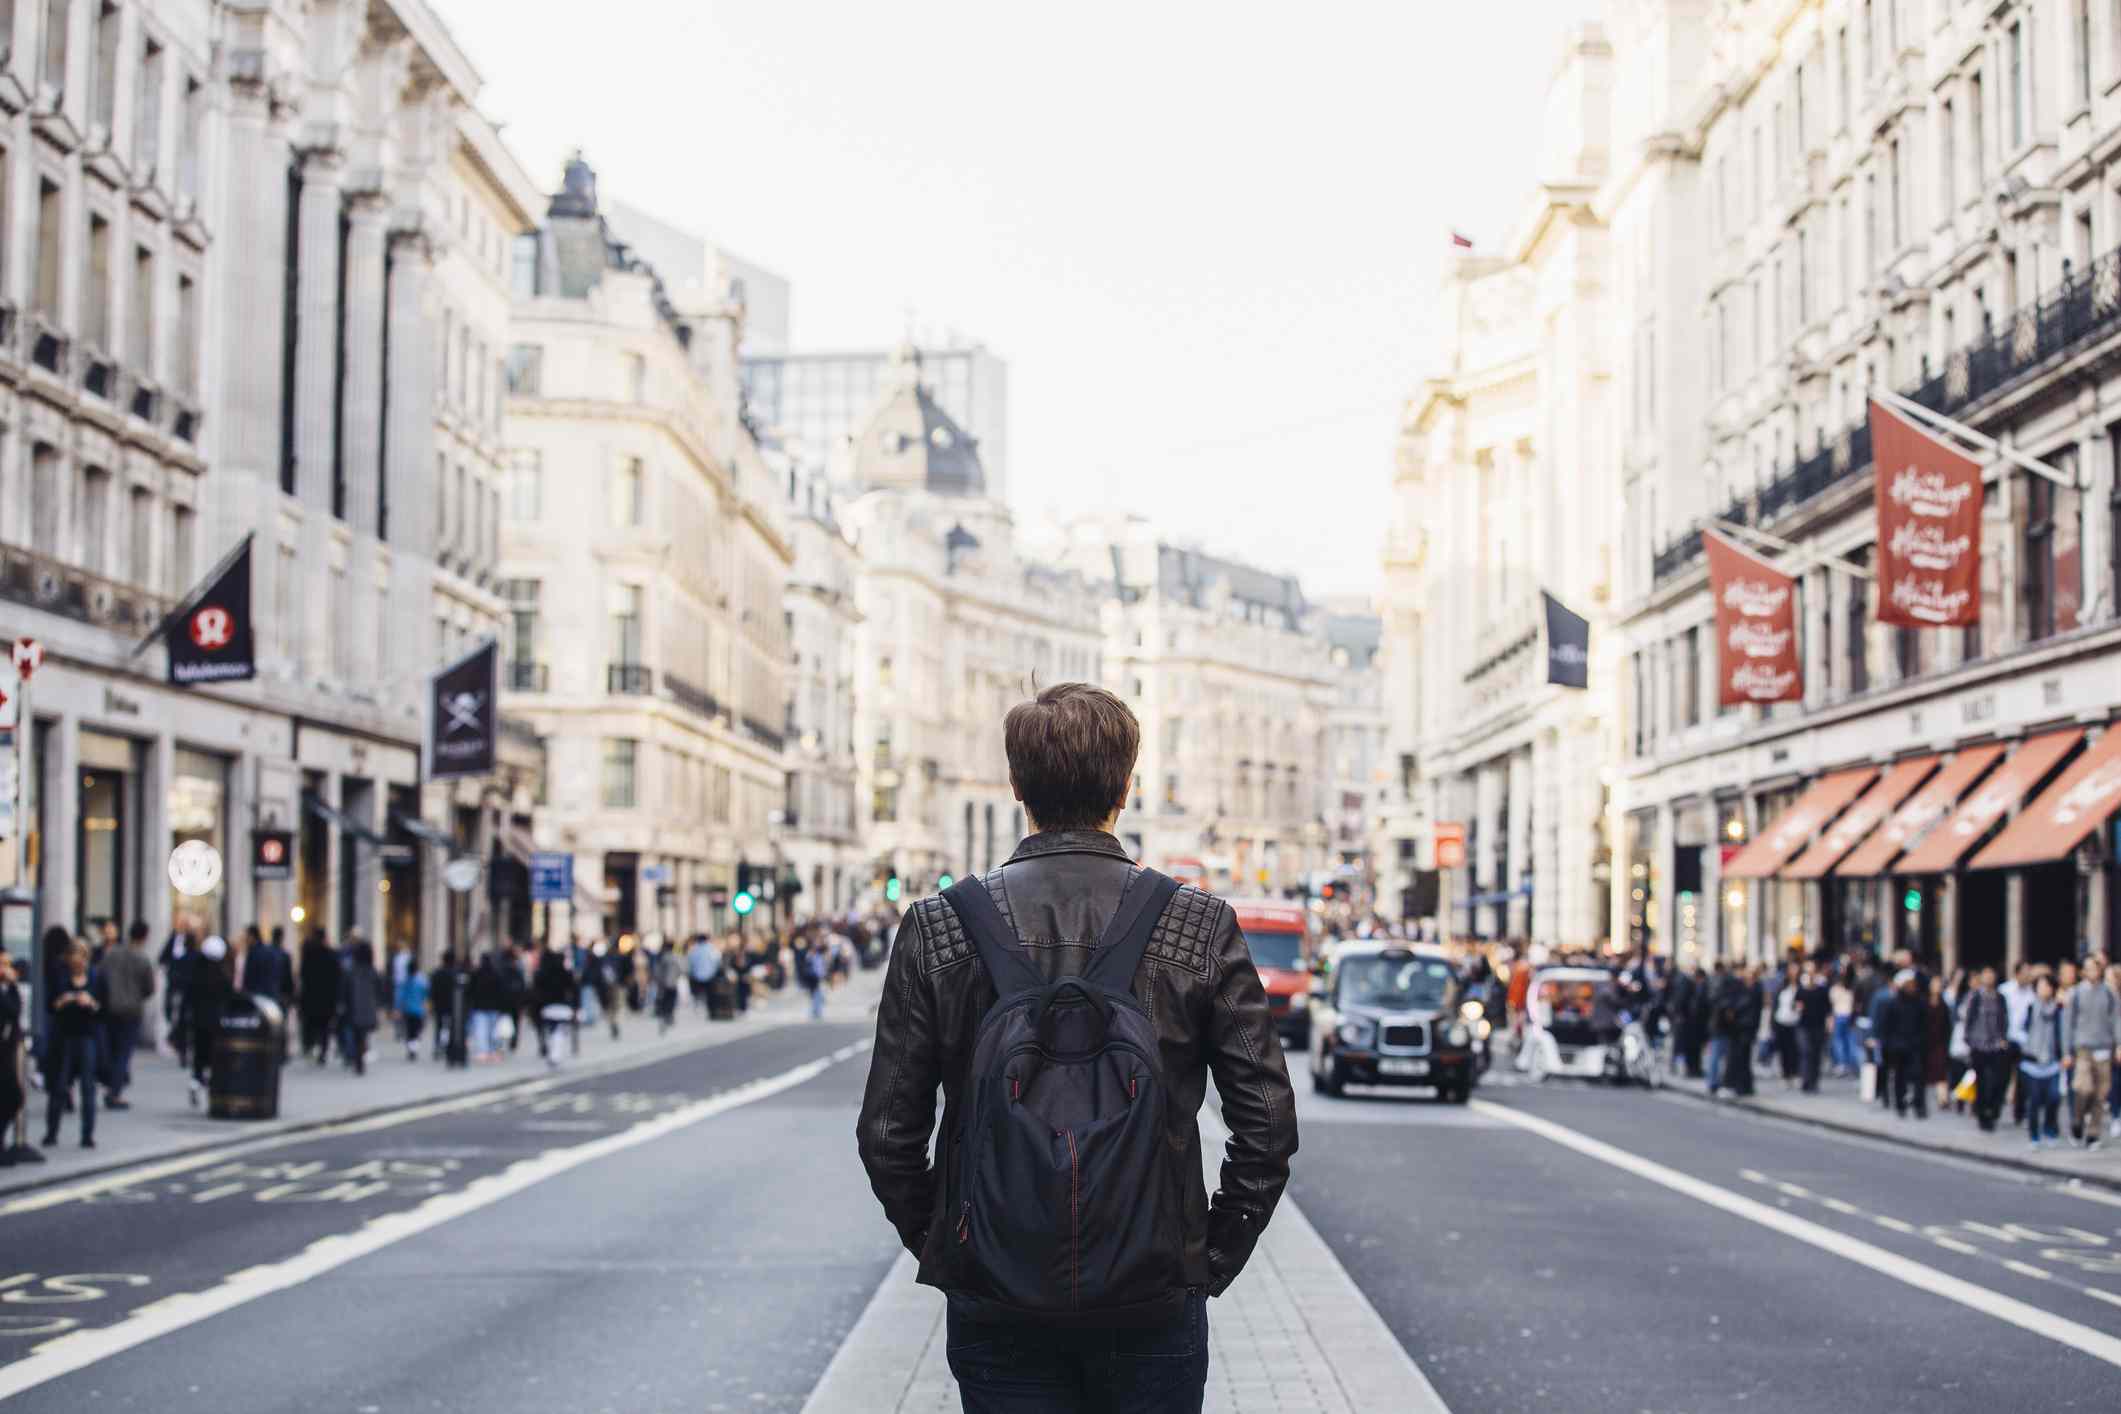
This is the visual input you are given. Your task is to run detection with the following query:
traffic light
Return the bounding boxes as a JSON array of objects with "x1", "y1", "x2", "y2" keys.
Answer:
[
  {"x1": 1903, "y1": 887, "x2": 1922, "y2": 912},
  {"x1": 737, "y1": 862, "x2": 754, "y2": 894},
  {"x1": 731, "y1": 890, "x2": 755, "y2": 916},
  {"x1": 937, "y1": 873, "x2": 955, "y2": 890},
  {"x1": 884, "y1": 874, "x2": 902, "y2": 903},
  {"x1": 1321, "y1": 883, "x2": 1336, "y2": 900}
]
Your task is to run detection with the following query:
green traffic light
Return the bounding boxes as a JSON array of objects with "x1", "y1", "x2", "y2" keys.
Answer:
[
  {"x1": 884, "y1": 876, "x2": 902, "y2": 902},
  {"x1": 938, "y1": 873, "x2": 955, "y2": 890},
  {"x1": 732, "y1": 890, "x2": 755, "y2": 916},
  {"x1": 1902, "y1": 888, "x2": 1921, "y2": 912}
]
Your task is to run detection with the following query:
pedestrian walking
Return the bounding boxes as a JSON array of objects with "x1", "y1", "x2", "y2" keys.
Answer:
[
  {"x1": 2063, "y1": 954, "x2": 2117, "y2": 1152},
  {"x1": 2021, "y1": 974, "x2": 2067, "y2": 1149},
  {"x1": 1795, "y1": 964, "x2": 1830, "y2": 1093},
  {"x1": 0, "y1": 949, "x2": 36, "y2": 1168},
  {"x1": 430, "y1": 952, "x2": 462, "y2": 1063},
  {"x1": 2001, "y1": 961, "x2": 2033, "y2": 1125},
  {"x1": 340, "y1": 942, "x2": 383, "y2": 1077},
  {"x1": 159, "y1": 913, "x2": 200, "y2": 1067},
  {"x1": 1828, "y1": 967, "x2": 1858, "y2": 1077},
  {"x1": 467, "y1": 951, "x2": 504, "y2": 1061},
  {"x1": 99, "y1": 921, "x2": 155, "y2": 1111},
  {"x1": 41, "y1": 938, "x2": 105, "y2": 1150},
  {"x1": 1771, "y1": 962, "x2": 1802, "y2": 1088},
  {"x1": 297, "y1": 930, "x2": 339, "y2": 1064},
  {"x1": 1922, "y1": 974, "x2": 1953, "y2": 1113},
  {"x1": 533, "y1": 945, "x2": 576, "y2": 1067},
  {"x1": 857, "y1": 682, "x2": 1295, "y2": 1413},
  {"x1": 654, "y1": 944, "x2": 682, "y2": 1033},
  {"x1": 800, "y1": 938, "x2": 828, "y2": 1021},
  {"x1": 1963, "y1": 967, "x2": 2012, "y2": 1132},
  {"x1": 1882, "y1": 969, "x2": 1928, "y2": 1119},
  {"x1": 396, "y1": 963, "x2": 429, "y2": 1062}
]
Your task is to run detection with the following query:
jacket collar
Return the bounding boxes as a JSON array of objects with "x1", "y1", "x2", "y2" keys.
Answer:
[{"x1": 1003, "y1": 829, "x2": 1132, "y2": 865}]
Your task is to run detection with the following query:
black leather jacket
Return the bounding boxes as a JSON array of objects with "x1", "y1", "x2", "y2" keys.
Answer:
[{"x1": 856, "y1": 829, "x2": 1298, "y2": 1298}]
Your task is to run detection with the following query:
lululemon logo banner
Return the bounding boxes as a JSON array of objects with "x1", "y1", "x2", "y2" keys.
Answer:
[
  {"x1": 427, "y1": 640, "x2": 497, "y2": 780},
  {"x1": 1869, "y1": 399, "x2": 1983, "y2": 627},
  {"x1": 167, "y1": 540, "x2": 257, "y2": 685},
  {"x1": 1542, "y1": 590, "x2": 1589, "y2": 688},
  {"x1": 1705, "y1": 530, "x2": 1802, "y2": 706}
]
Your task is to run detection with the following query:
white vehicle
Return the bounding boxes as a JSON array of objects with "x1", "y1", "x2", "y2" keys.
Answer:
[{"x1": 1513, "y1": 966, "x2": 1658, "y2": 1085}]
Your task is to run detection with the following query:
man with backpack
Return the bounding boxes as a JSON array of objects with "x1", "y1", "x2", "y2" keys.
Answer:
[{"x1": 857, "y1": 682, "x2": 1297, "y2": 1413}]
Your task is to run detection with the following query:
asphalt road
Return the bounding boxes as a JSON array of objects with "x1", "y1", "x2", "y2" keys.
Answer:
[
  {"x1": 8, "y1": 1015, "x2": 2121, "y2": 1414},
  {"x1": 1286, "y1": 1068, "x2": 2121, "y2": 1413}
]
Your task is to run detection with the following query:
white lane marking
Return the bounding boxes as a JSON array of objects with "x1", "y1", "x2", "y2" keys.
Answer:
[
  {"x1": 0, "y1": 1039, "x2": 868, "y2": 1401},
  {"x1": 1470, "y1": 1100, "x2": 2121, "y2": 1370},
  {"x1": 2063, "y1": 1184, "x2": 2121, "y2": 1212},
  {"x1": 1932, "y1": 1236, "x2": 1981, "y2": 1256},
  {"x1": 2088, "y1": 1289, "x2": 2121, "y2": 1312},
  {"x1": 1, "y1": 1010, "x2": 849, "y2": 1217},
  {"x1": 1874, "y1": 1216, "x2": 1916, "y2": 1234},
  {"x1": 1821, "y1": 1198, "x2": 1861, "y2": 1215},
  {"x1": 2004, "y1": 1260, "x2": 2054, "y2": 1281}
]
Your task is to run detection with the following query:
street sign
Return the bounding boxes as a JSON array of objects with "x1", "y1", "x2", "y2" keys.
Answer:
[
  {"x1": 168, "y1": 840, "x2": 224, "y2": 897},
  {"x1": 252, "y1": 830, "x2": 293, "y2": 881},
  {"x1": 443, "y1": 857, "x2": 484, "y2": 894},
  {"x1": 530, "y1": 852, "x2": 574, "y2": 903},
  {"x1": 11, "y1": 639, "x2": 43, "y2": 681},
  {"x1": 1433, "y1": 822, "x2": 1467, "y2": 870}
]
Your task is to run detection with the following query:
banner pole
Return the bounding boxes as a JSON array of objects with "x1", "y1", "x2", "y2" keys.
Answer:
[
  {"x1": 1871, "y1": 390, "x2": 2081, "y2": 490},
  {"x1": 1710, "y1": 520, "x2": 1873, "y2": 580}
]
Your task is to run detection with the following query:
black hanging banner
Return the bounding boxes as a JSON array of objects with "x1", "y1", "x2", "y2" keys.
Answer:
[
  {"x1": 165, "y1": 538, "x2": 257, "y2": 685},
  {"x1": 427, "y1": 640, "x2": 498, "y2": 780},
  {"x1": 1542, "y1": 590, "x2": 1590, "y2": 689}
]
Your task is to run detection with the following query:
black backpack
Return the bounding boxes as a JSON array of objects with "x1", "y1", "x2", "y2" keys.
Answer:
[{"x1": 941, "y1": 867, "x2": 1188, "y2": 1326}]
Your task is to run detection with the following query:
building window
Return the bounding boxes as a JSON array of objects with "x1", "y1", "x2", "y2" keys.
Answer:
[
  {"x1": 167, "y1": 502, "x2": 192, "y2": 598},
  {"x1": 34, "y1": 177, "x2": 61, "y2": 322},
  {"x1": 505, "y1": 578, "x2": 539, "y2": 670},
  {"x1": 127, "y1": 243, "x2": 151, "y2": 374},
  {"x1": 276, "y1": 542, "x2": 296, "y2": 660},
  {"x1": 611, "y1": 457, "x2": 643, "y2": 528},
  {"x1": 510, "y1": 233, "x2": 540, "y2": 298},
  {"x1": 505, "y1": 343, "x2": 541, "y2": 396},
  {"x1": 1940, "y1": 99, "x2": 1956, "y2": 212},
  {"x1": 79, "y1": 465, "x2": 108, "y2": 574},
  {"x1": 2011, "y1": 21, "x2": 2029, "y2": 147},
  {"x1": 609, "y1": 582, "x2": 643, "y2": 666},
  {"x1": 84, "y1": 212, "x2": 110, "y2": 350},
  {"x1": 134, "y1": 35, "x2": 161, "y2": 179},
  {"x1": 39, "y1": 0, "x2": 66, "y2": 100},
  {"x1": 1971, "y1": 71, "x2": 1986, "y2": 179},
  {"x1": 90, "y1": 1, "x2": 117, "y2": 134},
  {"x1": 176, "y1": 75, "x2": 203, "y2": 203},
  {"x1": 602, "y1": 739, "x2": 638, "y2": 809},
  {"x1": 329, "y1": 565, "x2": 349, "y2": 681},
  {"x1": 127, "y1": 485, "x2": 152, "y2": 585},
  {"x1": 508, "y1": 450, "x2": 541, "y2": 520},
  {"x1": 1845, "y1": 548, "x2": 1871, "y2": 695},
  {"x1": 2021, "y1": 470, "x2": 2083, "y2": 642},
  {"x1": 174, "y1": 272, "x2": 197, "y2": 396},
  {"x1": 2078, "y1": 0, "x2": 2095, "y2": 107},
  {"x1": 1683, "y1": 625, "x2": 1701, "y2": 728}
]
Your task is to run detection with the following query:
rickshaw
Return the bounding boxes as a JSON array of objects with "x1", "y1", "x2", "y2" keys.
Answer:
[{"x1": 1514, "y1": 966, "x2": 1663, "y2": 1087}]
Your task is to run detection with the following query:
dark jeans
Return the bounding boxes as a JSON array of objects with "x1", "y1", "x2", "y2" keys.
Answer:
[
  {"x1": 1798, "y1": 1027, "x2": 1825, "y2": 1093},
  {"x1": 1972, "y1": 1050, "x2": 2010, "y2": 1129},
  {"x1": 1889, "y1": 1049, "x2": 1927, "y2": 1117},
  {"x1": 102, "y1": 1014, "x2": 143, "y2": 1097},
  {"x1": 947, "y1": 1292, "x2": 1208, "y2": 1414},
  {"x1": 45, "y1": 1034, "x2": 99, "y2": 1142}
]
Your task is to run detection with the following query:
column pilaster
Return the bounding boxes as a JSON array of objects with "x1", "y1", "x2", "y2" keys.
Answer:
[
  {"x1": 340, "y1": 193, "x2": 389, "y2": 538},
  {"x1": 293, "y1": 151, "x2": 346, "y2": 513}
]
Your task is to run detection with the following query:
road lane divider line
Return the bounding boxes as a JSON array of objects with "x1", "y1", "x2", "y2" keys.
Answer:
[
  {"x1": 1873, "y1": 1216, "x2": 1916, "y2": 1234},
  {"x1": 1931, "y1": 1236, "x2": 1981, "y2": 1256},
  {"x1": 2004, "y1": 1260, "x2": 2054, "y2": 1281},
  {"x1": 1470, "y1": 1100, "x2": 2121, "y2": 1370},
  {"x1": 0, "y1": 1038, "x2": 869, "y2": 1402}
]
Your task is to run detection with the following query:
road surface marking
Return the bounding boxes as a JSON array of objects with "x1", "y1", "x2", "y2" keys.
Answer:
[
  {"x1": 1471, "y1": 1100, "x2": 2121, "y2": 1370},
  {"x1": 0, "y1": 1010, "x2": 847, "y2": 1217},
  {"x1": 1932, "y1": 1236, "x2": 1981, "y2": 1255},
  {"x1": 1821, "y1": 1197, "x2": 1860, "y2": 1215},
  {"x1": 2088, "y1": 1289, "x2": 2121, "y2": 1311},
  {"x1": 2004, "y1": 1260, "x2": 2054, "y2": 1281},
  {"x1": 1874, "y1": 1216, "x2": 1916, "y2": 1234},
  {"x1": 0, "y1": 1039, "x2": 868, "y2": 1401}
]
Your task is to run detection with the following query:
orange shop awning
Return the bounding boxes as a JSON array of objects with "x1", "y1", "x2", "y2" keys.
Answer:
[
  {"x1": 1782, "y1": 756, "x2": 1939, "y2": 879},
  {"x1": 1969, "y1": 726, "x2": 2121, "y2": 870},
  {"x1": 1836, "y1": 744, "x2": 2007, "y2": 878},
  {"x1": 1893, "y1": 729, "x2": 2083, "y2": 874},
  {"x1": 1722, "y1": 767, "x2": 1879, "y2": 880}
]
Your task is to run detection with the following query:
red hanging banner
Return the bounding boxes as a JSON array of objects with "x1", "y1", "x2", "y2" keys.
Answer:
[
  {"x1": 1869, "y1": 399, "x2": 1983, "y2": 627},
  {"x1": 1705, "y1": 530, "x2": 1802, "y2": 706}
]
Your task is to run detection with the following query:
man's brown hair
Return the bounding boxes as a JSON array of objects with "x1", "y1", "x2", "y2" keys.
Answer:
[{"x1": 1004, "y1": 683, "x2": 1139, "y2": 832}]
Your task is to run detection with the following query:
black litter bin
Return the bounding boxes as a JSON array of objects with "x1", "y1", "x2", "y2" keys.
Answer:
[
  {"x1": 707, "y1": 974, "x2": 736, "y2": 1021},
  {"x1": 209, "y1": 995, "x2": 285, "y2": 1119}
]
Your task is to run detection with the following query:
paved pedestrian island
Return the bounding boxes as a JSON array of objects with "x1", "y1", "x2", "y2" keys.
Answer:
[{"x1": 804, "y1": 1153, "x2": 1450, "y2": 1414}]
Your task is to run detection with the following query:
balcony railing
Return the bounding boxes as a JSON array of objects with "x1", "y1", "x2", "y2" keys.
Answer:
[
  {"x1": 0, "y1": 541, "x2": 171, "y2": 635},
  {"x1": 1652, "y1": 242, "x2": 2121, "y2": 586},
  {"x1": 662, "y1": 670, "x2": 722, "y2": 720},
  {"x1": 607, "y1": 663, "x2": 655, "y2": 695},
  {"x1": 507, "y1": 661, "x2": 548, "y2": 692}
]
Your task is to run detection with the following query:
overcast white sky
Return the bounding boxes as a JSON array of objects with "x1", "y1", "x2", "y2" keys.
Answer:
[{"x1": 434, "y1": 0, "x2": 1604, "y2": 600}]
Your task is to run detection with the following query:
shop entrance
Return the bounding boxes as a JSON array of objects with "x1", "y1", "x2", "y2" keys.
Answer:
[
  {"x1": 604, "y1": 852, "x2": 640, "y2": 937},
  {"x1": 168, "y1": 747, "x2": 229, "y2": 936},
  {"x1": 2019, "y1": 860, "x2": 2077, "y2": 968},
  {"x1": 76, "y1": 732, "x2": 142, "y2": 936},
  {"x1": 1957, "y1": 871, "x2": 2007, "y2": 974}
]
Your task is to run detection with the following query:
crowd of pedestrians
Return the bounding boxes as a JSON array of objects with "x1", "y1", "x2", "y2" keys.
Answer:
[
  {"x1": 1650, "y1": 947, "x2": 2121, "y2": 1153},
  {"x1": 0, "y1": 908, "x2": 897, "y2": 1166}
]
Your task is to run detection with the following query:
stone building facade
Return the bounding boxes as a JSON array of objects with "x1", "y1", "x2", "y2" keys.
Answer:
[
  {"x1": 1383, "y1": 24, "x2": 1620, "y2": 951},
  {"x1": 498, "y1": 157, "x2": 789, "y2": 942}
]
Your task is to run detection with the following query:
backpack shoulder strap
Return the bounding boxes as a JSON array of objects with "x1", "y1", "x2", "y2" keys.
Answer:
[
  {"x1": 941, "y1": 875, "x2": 1043, "y2": 998},
  {"x1": 1083, "y1": 867, "x2": 1181, "y2": 993}
]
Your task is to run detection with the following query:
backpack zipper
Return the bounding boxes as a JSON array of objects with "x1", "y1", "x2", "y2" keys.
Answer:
[
  {"x1": 1059, "y1": 1127, "x2": 1080, "y2": 1309},
  {"x1": 957, "y1": 1199, "x2": 970, "y2": 1245}
]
